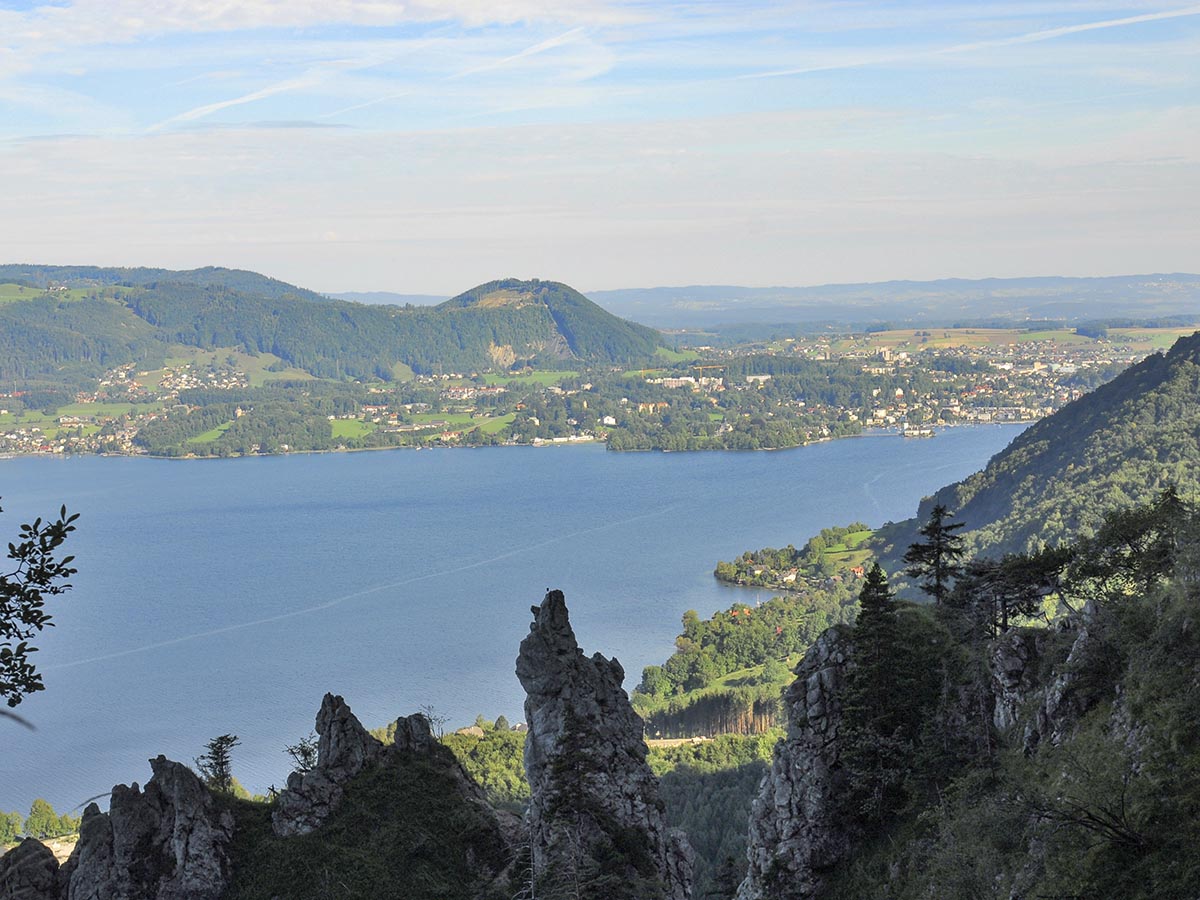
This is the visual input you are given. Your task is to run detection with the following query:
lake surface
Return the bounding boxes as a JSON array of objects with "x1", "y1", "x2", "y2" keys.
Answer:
[{"x1": 0, "y1": 426, "x2": 1024, "y2": 812}]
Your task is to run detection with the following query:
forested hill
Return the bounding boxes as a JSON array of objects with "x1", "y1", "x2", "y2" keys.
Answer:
[
  {"x1": 874, "y1": 329, "x2": 1200, "y2": 562},
  {"x1": 437, "y1": 279, "x2": 662, "y2": 361},
  {"x1": 0, "y1": 267, "x2": 664, "y2": 383},
  {"x1": 0, "y1": 264, "x2": 328, "y2": 302}
]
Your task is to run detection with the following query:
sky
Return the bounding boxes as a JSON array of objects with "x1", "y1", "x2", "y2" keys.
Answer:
[{"x1": 0, "y1": 0, "x2": 1197, "y2": 294}]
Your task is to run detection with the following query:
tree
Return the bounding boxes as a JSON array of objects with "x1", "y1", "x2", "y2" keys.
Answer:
[
  {"x1": 953, "y1": 546, "x2": 1073, "y2": 636},
  {"x1": 494, "y1": 714, "x2": 510, "y2": 732},
  {"x1": 0, "y1": 810, "x2": 23, "y2": 845},
  {"x1": 285, "y1": 731, "x2": 318, "y2": 775},
  {"x1": 1, "y1": 501, "x2": 79, "y2": 709},
  {"x1": 903, "y1": 504, "x2": 966, "y2": 604},
  {"x1": 23, "y1": 798, "x2": 78, "y2": 839},
  {"x1": 195, "y1": 734, "x2": 241, "y2": 793},
  {"x1": 419, "y1": 704, "x2": 448, "y2": 738},
  {"x1": 842, "y1": 564, "x2": 911, "y2": 822}
]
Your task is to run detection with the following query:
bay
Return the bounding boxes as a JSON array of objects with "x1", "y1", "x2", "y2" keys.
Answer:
[{"x1": 0, "y1": 425, "x2": 1024, "y2": 812}]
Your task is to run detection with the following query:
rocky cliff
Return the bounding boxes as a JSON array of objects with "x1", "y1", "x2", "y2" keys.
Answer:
[
  {"x1": 738, "y1": 598, "x2": 1148, "y2": 900},
  {"x1": 516, "y1": 589, "x2": 693, "y2": 900},
  {"x1": 272, "y1": 693, "x2": 387, "y2": 836},
  {"x1": 737, "y1": 627, "x2": 854, "y2": 900},
  {"x1": 53, "y1": 755, "x2": 234, "y2": 900}
]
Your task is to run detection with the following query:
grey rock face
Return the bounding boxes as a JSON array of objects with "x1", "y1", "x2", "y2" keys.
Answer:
[
  {"x1": 59, "y1": 756, "x2": 234, "y2": 900},
  {"x1": 516, "y1": 589, "x2": 692, "y2": 900},
  {"x1": 991, "y1": 628, "x2": 1045, "y2": 734},
  {"x1": 988, "y1": 604, "x2": 1102, "y2": 754},
  {"x1": 0, "y1": 838, "x2": 61, "y2": 900},
  {"x1": 272, "y1": 693, "x2": 385, "y2": 837},
  {"x1": 737, "y1": 626, "x2": 854, "y2": 900}
]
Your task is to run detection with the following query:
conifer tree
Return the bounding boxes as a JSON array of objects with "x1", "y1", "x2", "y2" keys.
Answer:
[
  {"x1": 842, "y1": 564, "x2": 910, "y2": 823},
  {"x1": 195, "y1": 734, "x2": 240, "y2": 793},
  {"x1": 903, "y1": 504, "x2": 966, "y2": 604}
]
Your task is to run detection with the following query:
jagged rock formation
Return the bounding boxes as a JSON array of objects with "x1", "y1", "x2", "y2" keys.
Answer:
[
  {"x1": 737, "y1": 626, "x2": 854, "y2": 900},
  {"x1": 516, "y1": 589, "x2": 693, "y2": 900},
  {"x1": 0, "y1": 838, "x2": 61, "y2": 900},
  {"x1": 272, "y1": 693, "x2": 386, "y2": 837},
  {"x1": 57, "y1": 755, "x2": 234, "y2": 900}
]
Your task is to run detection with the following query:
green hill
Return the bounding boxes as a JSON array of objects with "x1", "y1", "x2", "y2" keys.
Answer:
[
  {"x1": 0, "y1": 267, "x2": 663, "y2": 383},
  {"x1": 874, "y1": 330, "x2": 1200, "y2": 563},
  {"x1": 439, "y1": 279, "x2": 663, "y2": 362}
]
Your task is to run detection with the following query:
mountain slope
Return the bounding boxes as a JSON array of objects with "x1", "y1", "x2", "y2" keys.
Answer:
[
  {"x1": 875, "y1": 330, "x2": 1200, "y2": 561},
  {"x1": 0, "y1": 267, "x2": 662, "y2": 382}
]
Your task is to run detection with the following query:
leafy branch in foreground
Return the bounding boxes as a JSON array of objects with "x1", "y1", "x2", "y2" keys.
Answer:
[{"x1": 1, "y1": 500, "x2": 80, "y2": 708}]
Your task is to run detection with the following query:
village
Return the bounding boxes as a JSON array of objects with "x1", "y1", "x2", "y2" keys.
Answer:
[{"x1": 0, "y1": 326, "x2": 1167, "y2": 456}]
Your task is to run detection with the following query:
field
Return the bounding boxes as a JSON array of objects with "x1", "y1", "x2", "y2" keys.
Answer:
[
  {"x1": 188, "y1": 422, "x2": 234, "y2": 444},
  {"x1": 481, "y1": 370, "x2": 578, "y2": 386},
  {"x1": 1108, "y1": 326, "x2": 1199, "y2": 350},
  {"x1": 655, "y1": 346, "x2": 700, "y2": 362},
  {"x1": 829, "y1": 325, "x2": 1197, "y2": 354},
  {"x1": 0, "y1": 283, "x2": 91, "y2": 304},
  {"x1": 822, "y1": 529, "x2": 874, "y2": 569},
  {"x1": 331, "y1": 419, "x2": 375, "y2": 440},
  {"x1": 477, "y1": 413, "x2": 516, "y2": 434},
  {"x1": 139, "y1": 346, "x2": 312, "y2": 388}
]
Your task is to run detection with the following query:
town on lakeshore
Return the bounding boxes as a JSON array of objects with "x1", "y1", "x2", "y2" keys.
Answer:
[{"x1": 0, "y1": 324, "x2": 1181, "y2": 457}]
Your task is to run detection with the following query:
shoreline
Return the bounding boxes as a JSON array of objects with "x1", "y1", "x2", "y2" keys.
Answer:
[{"x1": 0, "y1": 420, "x2": 1030, "y2": 463}]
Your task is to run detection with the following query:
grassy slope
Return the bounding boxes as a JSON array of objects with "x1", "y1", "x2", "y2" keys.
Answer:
[{"x1": 225, "y1": 751, "x2": 510, "y2": 900}]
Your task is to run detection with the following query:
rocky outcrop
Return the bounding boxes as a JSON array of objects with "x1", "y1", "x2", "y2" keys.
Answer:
[
  {"x1": 990, "y1": 628, "x2": 1047, "y2": 734},
  {"x1": 58, "y1": 755, "x2": 234, "y2": 900},
  {"x1": 988, "y1": 603, "x2": 1104, "y2": 754},
  {"x1": 737, "y1": 626, "x2": 854, "y2": 900},
  {"x1": 516, "y1": 589, "x2": 692, "y2": 900},
  {"x1": 0, "y1": 838, "x2": 61, "y2": 900},
  {"x1": 272, "y1": 693, "x2": 386, "y2": 837}
]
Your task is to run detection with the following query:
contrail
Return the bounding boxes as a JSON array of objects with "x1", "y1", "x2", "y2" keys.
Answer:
[
  {"x1": 453, "y1": 27, "x2": 586, "y2": 78},
  {"x1": 45, "y1": 503, "x2": 678, "y2": 671},
  {"x1": 740, "y1": 4, "x2": 1200, "y2": 81}
]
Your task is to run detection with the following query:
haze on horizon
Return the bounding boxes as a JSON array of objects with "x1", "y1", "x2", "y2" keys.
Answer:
[{"x1": 0, "y1": 0, "x2": 1197, "y2": 295}]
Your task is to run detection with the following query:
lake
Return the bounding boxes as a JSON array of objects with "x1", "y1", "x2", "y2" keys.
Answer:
[{"x1": 0, "y1": 426, "x2": 1024, "y2": 812}]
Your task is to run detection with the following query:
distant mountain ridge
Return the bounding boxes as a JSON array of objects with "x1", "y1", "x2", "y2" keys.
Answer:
[
  {"x1": 874, "y1": 329, "x2": 1200, "y2": 563},
  {"x1": 0, "y1": 266, "x2": 663, "y2": 383},
  {"x1": 588, "y1": 273, "x2": 1200, "y2": 328},
  {"x1": 0, "y1": 264, "x2": 329, "y2": 303}
]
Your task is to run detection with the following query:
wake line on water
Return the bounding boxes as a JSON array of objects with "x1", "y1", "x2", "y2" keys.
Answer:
[{"x1": 46, "y1": 503, "x2": 679, "y2": 672}]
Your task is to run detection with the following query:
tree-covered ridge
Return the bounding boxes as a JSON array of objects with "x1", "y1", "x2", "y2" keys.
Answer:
[
  {"x1": 874, "y1": 329, "x2": 1200, "y2": 562},
  {"x1": 0, "y1": 268, "x2": 665, "y2": 385},
  {"x1": 0, "y1": 264, "x2": 327, "y2": 302}
]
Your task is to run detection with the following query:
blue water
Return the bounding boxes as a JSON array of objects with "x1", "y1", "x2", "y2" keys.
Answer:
[{"x1": 0, "y1": 427, "x2": 1023, "y2": 812}]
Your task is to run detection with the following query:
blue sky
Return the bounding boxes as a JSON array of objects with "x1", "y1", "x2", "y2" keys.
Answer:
[{"x1": 0, "y1": 1, "x2": 1197, "y2": 293}]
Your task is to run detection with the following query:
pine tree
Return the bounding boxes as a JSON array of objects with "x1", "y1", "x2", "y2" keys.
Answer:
[
  {"x1": 842, "y1": 564, "x2": 910, "y2": 823},
  {"x1": 903, "y1": 504, "x2": 966, "y2": 604},
  {"x1": 195, "y1": 734, "x2": 240, "y2": 793}
]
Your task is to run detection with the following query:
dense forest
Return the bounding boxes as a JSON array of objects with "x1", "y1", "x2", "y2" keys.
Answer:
[{"x1": 631, "y1": 576, "x2": 860, "y2": 737}]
